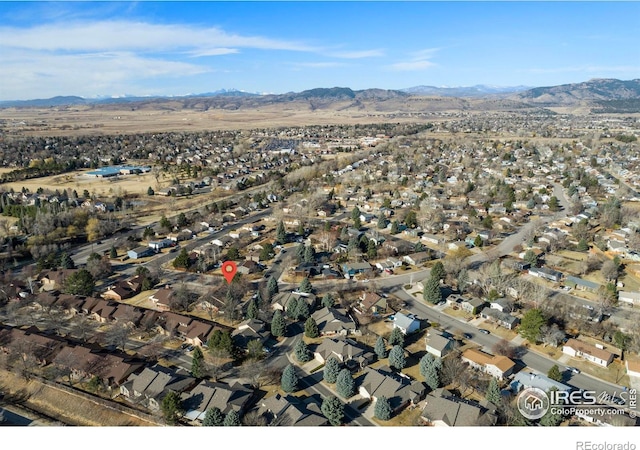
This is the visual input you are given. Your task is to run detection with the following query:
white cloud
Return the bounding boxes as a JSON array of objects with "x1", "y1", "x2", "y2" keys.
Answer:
[
  {"x1": 328, "y1": 49, "x2": 385, "y2": 59},
  {"x1": 0, "y1": 20, "x2": 315, "y2": 53},
  {"x1": 388, "y1": 60, "x2": 436, "y2": 72},
  {"x1": 188, "y1": 48, "x2": 240, "y2": 58},
  {"x1": 292, "y1": 62, "x2": 346, "y2": 69},
  {"x1": 387, "y1": 48, "x2": 439, "y2": 72}
]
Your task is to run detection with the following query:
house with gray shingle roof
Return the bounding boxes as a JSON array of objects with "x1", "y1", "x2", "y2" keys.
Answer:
[
  {"x1": 358, "y1": 366, "x2": 427, "y2": 414},
  {"x1": 421, "y1": 388, "x2": 498, "y2": 426},
  {"x1": 257, "y1": 393, "x2": 328, "y2": 426},
  {"x1": 425, "y1": 330, "x2": 454, "y2": 358},
  {"x1": 181, "y1": 380, "x2": 253, "y2": 422},
  {"x1": 120, "y1": 364, "x2": 197, "y2": 411},
  {"x1": 313, "y1": 337, "x2": 375, "y2": 370},
  {"x1": 311, "y1": 306, "x2": 358, "y2": 336},
  {"x1": 393, "y1": 312, "x2": 421, "y2": 335}
]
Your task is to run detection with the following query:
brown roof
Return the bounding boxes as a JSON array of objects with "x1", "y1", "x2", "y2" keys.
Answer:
[
  {"x1": 564, "y1": 338, "x2": 614, "y2": 362},
  {"x1": 462, "y1": 349, "x2": 515, "y2": 374},
  {"x1": 150, "y1": 287, "x2": 174, "y2": 305}
]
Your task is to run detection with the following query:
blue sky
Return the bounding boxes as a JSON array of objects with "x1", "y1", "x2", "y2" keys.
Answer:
[{"x1": 1, "y1": 1, "x2": 639, "y2": 100}]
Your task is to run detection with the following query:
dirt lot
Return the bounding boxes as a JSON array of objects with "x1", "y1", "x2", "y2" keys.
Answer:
[{"x1": 0, "y1": 369, "x2": 161, "y2": 426}]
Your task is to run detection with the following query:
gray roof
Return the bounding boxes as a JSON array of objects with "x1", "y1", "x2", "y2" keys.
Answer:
[
  {"x1": 393, "y1": 312, "x2": 420, "y2": 330},
  {"x1": 426, "y1": 333, "x2": 453, "y2": 353},
  {"x1": 359, "y1": 366, "x2": 426, "y2": 411},
  {"x1": 511, "y1": 371, "x2": 571, "y2": 393},
  {"x1": 314, "y1": 337, "x2": 374, "y2": 363},
  {"x1": 181, "y1": 380, "x2": 253, "y2": 421},
  {"x1": 422, "y1": 388, "x2": 497, "y2": 426},
  {"x1": 258, "y1": 394, "x2": 328, "y2": 426},
  {"x1": 311, "y1": 307, "x2": 356, "y2": 334}
]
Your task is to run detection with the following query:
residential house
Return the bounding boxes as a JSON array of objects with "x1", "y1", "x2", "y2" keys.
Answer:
[
  {"x1": 231, "y1": 318, "x2": 271, "y2": 350},
  {"x1": 461, "y1": 348, "x2": 516, "y2": 380},
  {"x1": 510, "y1": 371, "x2": 572, "y2": 394},
  {"x1": 0, "y1": 326, "x2": 64, "y2": 365},
  {"x1": 184, "y1": 320, "x2": 215, "y2": 347},
  {"x1": 88, "y1": 299, "x2": 118, "y2": 323},
  {"x1": 563, "y1": 338, "x2": 614, "y2": 368},
  {"x1": 461, "y1": 297, "x2": 486, "y2": 315},
  {"x1": 618, "y1": 291, "x2": 640, "y2": 306},
  {"x1": 127, "y1": 246, "x2": 154, "y2": 260},
  {"x1": 120, "y1": 364, "x2": 197, "y2": 410},
  {"x1": 341, "y1": 262, "x2": 372, "y2": 279},
  {"x1": 311, "y1": 307, "x2": 358, "y2": 336},
  {"x1": 421, "y1": 388, "x2": 498, "y2": 426},
  {"x1": 149, "y1": 286, "x2": 174, "y2": 311},
  {"x1": 271, "y1": 291, "x2": 316, "y2": 313},
  {"x1": 38, "y1": 269, "x2": 78, "y2": 292},
  {"x1": 101, "y1": 281, "x2": 137, "y2": 302},
  {"x1": 181, "y1": 380, "x2": 253, "y2": 422},
  {"x1": 480, "y1": 308, "x2": 520, "y2": 330},
  {"x1": 565, "y1": 276, "x2": 601, "y2": 293},
  {"x1": 357, "y1": 292, "x2": 387, "y2": 315},
  {"x1": 626, "y1": 360, "x2": 640, "y2": 378},
  {"x1": 313, "y1": 337, "x2": 375, "y2": 370},
  {"x1": 425, "y1": 330, "x2": 454, "y2": 358},
  {"x1": 148, "y1": 238, "x2": 174, "y2": 251},
  {"x1": 156, "y1": 312, "x2": 192, "y2": 338},
  {"x1": 528, "y1": 267, "x2": 563, "y2": 282},
  {"x1": 111, "y1": 304, "x2": 143, "y2": 326},
  {"x1": 393, "y1": 312, "x2": 421, "y2": 335},
  {"x1": 256, "y1": 393, "x2": 328, "y2": 426},
  {"x1": 358, "y1": 365, "x2": 427, "y2": 414},
  {"x1": 403, "y1": 252, "x2": 431, "y2": 266},
  {"x1": 53, "y1": 345, "x2": 143, "y2": 387}
]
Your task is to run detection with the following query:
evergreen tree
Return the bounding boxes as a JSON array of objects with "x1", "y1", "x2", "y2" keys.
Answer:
[
  {"x1": 390, "y1": 220, "x2": 399, "y2": 235},
  {"x1": 173, "y1": 248, "x2": 190, "y2": 269},
  {"x1": 223, "y1": 410, "x2": 241, "y2": 426},
  {"x1": 267, "y1": 276, "x2": 279, "y2": 299},
  {"x1": 321, "y1": 293, "x2": 334, "y2": 309},
  {"x1": 299, "y1": 277, "x2": 313, "y2": 293},
  {"x1": 323, "y1": 356, "x2": 341, "y2": 384},
  {"x1": 147, "y1": 186, "x2": 155, "y2": 196},
  {"x1": 374, "y1": 395, "x2": 392, "y2": 421},
  {"x1": 303, "y1": 245, "x2": 316, "y2": 263},
  {"x1": 388, "y1": 327, "x2": 405, "y2": 347},
  {"x1": 423, "y1": 275, "x2": 442, "y2": 304},
  {"x1": 485, "y1": 377, "x2": 502, "y2": 406},
  {"x1": 294, "y1": 339, "x2": 312, "y2": 363},
  {"x1": 275, "y1": 220, "x2": 286, "y2": 245},
  {"x1": 431, "y1": 261, "x2": 445, "y2": 281},
  {"x1": 246, "y1": 298, "x2": 259, "y2": 320},
  {"x1": 160, "y1": 391, "x2": 184, "y2": 425},
  {"x1": 419, "y1": 353, "x2": 443, "y2": 388},
  {"x1": 109, "y1": 246, "x2": 117, "y2": 259},
  {"x1": 547, "y1": 364, "x2": 563, "y2": 382},
  {"x1": 295, "y1": 300, "x2": 310, "y2": 320},
  {"x1": 191, "y1": 346, "x2": 205, "y2": 378},
  {"x1": 202, "y1": 407, "x2": 225, "y2": 426},
  {"x1": 519, "y1": 308, "x2": 546, "y2": 343},
  {"x1": 295, "y1": 243, "x2": 306, "y2": 264},
  {"x1": 336, "y1": 368, "x2": 355, "y2": 399},
  {"x1": 473, "y1": 235, "x2": 483, "y2": 248},
  {"x1": 377, "y1": 215, "x2": 388, "y2": 229},
  {"x1": 388, "y1": 345, "x2": 406, "y2": 370},
  {"x1": 286, "y1": 297, "x2": 300, "y2": 319},
  {"x1": 577, "y1": 238, "x2": 589, "y2": 252},
  {"x1": 539, "y1": 389, "x2": 564, "y2": 426},
  {"x1": 374, "y1": 336, "x2": 387, "y2": 360},
  {"x1": 321, "y1": 395, "x2": 344, "y2": 426},
  {"x1": 270, "y1": 310, "x2": 286, "y2": 337},
  {"x1": 63, "y1": 269, "x2": 95, "y2": 296},
  {"x1": 304, "y1": 317, "x2": 319, "y2": 338},
  {"x1": 59, "y1": 252, "x2": 75, "y2": 269},
  {"x1": 281, "y1": 364, "x2": 298, "y2": 393},
  {"x1": 367, "y1": 240, "x2": 377, "y2": 259}
]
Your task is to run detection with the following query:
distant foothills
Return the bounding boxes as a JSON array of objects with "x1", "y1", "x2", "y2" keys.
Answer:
[{"x1": 2, "y1": 78, "x2": 640, "y2": 112}]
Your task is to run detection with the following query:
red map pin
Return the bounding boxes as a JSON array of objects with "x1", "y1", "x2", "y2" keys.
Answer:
[{"x1": 221, "y1": 261, "x2": 237, "y2": 284}]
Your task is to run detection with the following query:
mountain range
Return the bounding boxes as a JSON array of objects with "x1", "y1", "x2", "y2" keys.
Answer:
[{"x1": 2, "y1": 78, "x2": 639, "y2": 112}]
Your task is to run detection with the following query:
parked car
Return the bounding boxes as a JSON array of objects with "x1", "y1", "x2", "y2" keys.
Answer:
[
  {"x1": 479, "y1": 329, "x2": 490, "y2": 335},
  {"x1": 463, "y1": 333, "x2": 473, "y2": 339},
  {"x1": 566, "y1": 366, "x2": 580, "y2": 374}
]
